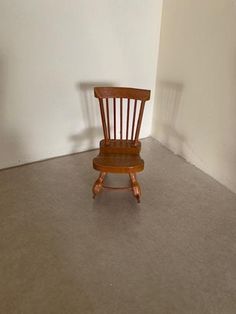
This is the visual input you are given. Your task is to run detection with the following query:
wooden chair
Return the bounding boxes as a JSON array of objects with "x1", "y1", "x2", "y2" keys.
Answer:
[{"x1": 92, "y1": 87, "x2": 151, "y2": 202}]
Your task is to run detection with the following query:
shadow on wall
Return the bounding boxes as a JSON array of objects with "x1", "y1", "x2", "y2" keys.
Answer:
[
  {"x1": 156, "y1": 80, "x2": 185, "y2": 155},
  {"x1": 0, "y1": 55, "x2": 25, "y2": 168},
  {"x1": 69, "y1": 81, "x2": 115, "y2": 153}
]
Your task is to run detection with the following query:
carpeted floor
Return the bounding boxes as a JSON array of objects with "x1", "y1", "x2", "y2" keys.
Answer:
[{"x1": 0, "y1": 137, "x2": 236, "y2": 314}]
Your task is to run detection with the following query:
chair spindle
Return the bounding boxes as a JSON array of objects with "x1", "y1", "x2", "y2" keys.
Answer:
[
  {"x1": 131, "y1": 99, "x2": 137, "y2": 141},
  {"x1": 113, "y1": 98, "x2": 116, "y2": 140},
  {"x1": 106, "y1": 98, "x2": 110, "y2": 140},
  {"x1": 126, "y1": 98, "x2": 130, "y2": 141},
  {"x1": 120, "y1": 98, "x2": 123, "y2": 140},
  {"x1": 99, "y1": 98, "x2": 108, "y2": 143},
  {"x1": 134, "y1": 100, "x2": 145, "y2": 145}
]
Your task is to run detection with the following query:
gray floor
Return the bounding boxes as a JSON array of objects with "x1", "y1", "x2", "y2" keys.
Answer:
[{"x1": 0, "y1": 137, "x2": 236, "y2": 314}]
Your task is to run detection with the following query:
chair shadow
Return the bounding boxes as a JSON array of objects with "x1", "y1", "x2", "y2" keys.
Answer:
[
  {"x1": 156, "y1": 80, "x2": 185, "y2": 155},
  {"x1": 0, "y1": 55, "x2": 25, "y2": 168},
  {"x1": 69, "y1": 81, "x2": 116, "y2": 153}
]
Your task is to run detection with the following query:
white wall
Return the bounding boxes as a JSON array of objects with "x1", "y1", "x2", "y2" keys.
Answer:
[
  {"x1": 0, "y1": 0, "x2": 163, "y2": 168},
  {"x1": 152, "y1": 0, "x2": 236, "y2": 193}
]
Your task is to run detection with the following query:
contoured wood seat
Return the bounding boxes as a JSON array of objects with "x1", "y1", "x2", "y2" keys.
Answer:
[
  {"x1": 93, "y1": 140, "x2": 144, "y2": 173},
  {"x1": 92, "y1": 87, "x2": 151, "y2": 202}
]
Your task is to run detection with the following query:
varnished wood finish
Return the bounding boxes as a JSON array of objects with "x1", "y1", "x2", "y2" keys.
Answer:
[
  {"x1": 134, "y1": 100, "x2": 145, "y2": 145},
  {"x1": 94, "y1": 87, "x2": 150, "y2": 101},
  {"x1": 93, "y1": 154, "x2": 144, "y2": 174},
  {"x1": 113, "y1": 98, "x2": 116, "y2": 140},
  {"x1": 99, "y1": 139, "x2": 141, "y2": 155},
  {"x1": 126, "y1": 98, "x2": 130, "y2": 141},
  {"x1": 131, "y1": 99, "x2": 137, "y2": 141},
  {"x1": 129, "y1": 173, "x2": 141, "y2": 203},
  {"x1": 92, "y1": 172, "x2": 107, "y2": 198},
  {"x1": 93, "y1": 87, "x2": 151, "y2": 202},
  {"x1": 106, "y1": 98, "x2": 110, "y2": 140}
]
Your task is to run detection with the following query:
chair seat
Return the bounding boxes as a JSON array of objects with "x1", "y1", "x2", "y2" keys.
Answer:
[{"x1": 93, "y1": 153, "x2": 144, "y2": 173}]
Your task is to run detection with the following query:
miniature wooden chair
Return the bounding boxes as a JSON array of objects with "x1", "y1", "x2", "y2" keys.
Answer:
[{"x1": 92, "y1": 87, "x2": 151, "y2": 202}]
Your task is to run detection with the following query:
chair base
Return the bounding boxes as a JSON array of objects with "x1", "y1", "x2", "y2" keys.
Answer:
[{"x1": 92, "y1": 172, "x2": 141, "y2": 203}]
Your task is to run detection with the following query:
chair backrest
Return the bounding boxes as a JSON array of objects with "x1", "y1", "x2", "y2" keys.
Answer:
[{"x1": 94, "y1": 87, "x2": 151, "y2": 146}]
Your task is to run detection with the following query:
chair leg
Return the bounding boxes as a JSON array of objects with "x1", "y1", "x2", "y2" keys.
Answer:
[
  {"x1": 129, "y1": 172, "x2": 141, "y2": 203},
  {"x1": 92, "y1": 172, "x2": 107, "y2": 198}
]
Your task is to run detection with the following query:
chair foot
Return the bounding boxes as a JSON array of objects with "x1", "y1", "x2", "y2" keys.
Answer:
[
  {"x1": 92, "y1": 172, "x2": 106, "y2": 198},
  {"x1": 129, "y1": 173, "x2": 141, "y2": 203}
]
